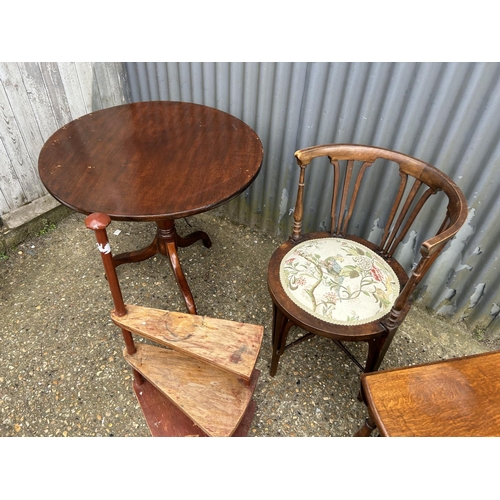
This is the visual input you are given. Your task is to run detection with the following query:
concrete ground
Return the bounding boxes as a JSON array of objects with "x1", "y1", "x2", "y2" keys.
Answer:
[{"x1": 0, "y1": 210, "x2": 495, "y2": 437}]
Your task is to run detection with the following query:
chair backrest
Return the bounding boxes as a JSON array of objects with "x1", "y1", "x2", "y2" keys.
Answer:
[{"x1": 291, "y1": 144, "x2": 468, "y2": 319}]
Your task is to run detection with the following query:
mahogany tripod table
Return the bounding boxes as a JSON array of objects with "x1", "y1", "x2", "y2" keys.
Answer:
[{"x1": 38, "y1": 101, "x2": 263, "y2": 314}]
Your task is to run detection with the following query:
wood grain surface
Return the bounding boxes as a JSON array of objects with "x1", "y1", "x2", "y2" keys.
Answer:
[
  {"x1": 362, "y1": 350, "x2": 500, "y2": 436},
  {"x1": 123, "y1": 343, "x2": 259, "y2": 437},
  {"x1": 132, "y1": 378, "x2": 257, "y2": 437},
  {"x1": 112, "y1": 304, "x2": 263, "y2": 381},
  {"x1": 38, "y1": 101, "x2": 263, "y2": 220},
  {"x1": 0, "y1": 62, "x2": 128, "y2": 216}
]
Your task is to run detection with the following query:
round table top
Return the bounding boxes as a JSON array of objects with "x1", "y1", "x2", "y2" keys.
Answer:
[{"x1": 38, "y1": 101, "x2": 263, "y2": 221}]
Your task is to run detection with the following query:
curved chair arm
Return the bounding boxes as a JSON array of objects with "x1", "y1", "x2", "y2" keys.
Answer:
[{"x1": 294, "y1": 144, "x2": 468, "y2": 258}]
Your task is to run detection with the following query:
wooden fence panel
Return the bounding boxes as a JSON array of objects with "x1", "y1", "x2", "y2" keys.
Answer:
[{"x1": 0, "y1": 62, "x2": 129, "y2": 218}]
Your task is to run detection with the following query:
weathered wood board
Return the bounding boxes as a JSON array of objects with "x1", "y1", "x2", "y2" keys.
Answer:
[
  {"x1": 123, "y1": 343, "x2": 259, "y2": 437},
  {"x1": 112, "y1": 304, "x2": 264, "y2": 381},
  {"x1": 0, "y1": 62, "x2": 129, "y2": 218}
]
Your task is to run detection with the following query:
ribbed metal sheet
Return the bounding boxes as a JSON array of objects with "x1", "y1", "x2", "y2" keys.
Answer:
[{"x1": 125, "y1": 62, "x2": 500, "y2": 337}]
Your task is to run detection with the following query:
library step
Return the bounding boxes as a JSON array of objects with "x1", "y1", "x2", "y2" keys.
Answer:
[
  {"x1": 112, "y1": 304, "x2": 264, "y2": 381},
  {"x1": 123, "y1": 343, "x2": 260, "y2": 437},
  {"x1": 132, "y1": 378, "x2": 258, "y2": 437}
]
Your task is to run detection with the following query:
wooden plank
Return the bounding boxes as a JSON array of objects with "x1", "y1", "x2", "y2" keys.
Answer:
[
  {"x1": 39, "y1": 63, "x2": 73, "y2": 127},
  {"x1": 92, "y1": 63, "x2": 117, "y2": 109},
  {"x1": 0, "y1": 70, "x2": 44, "y2": 204},
  {"x1": 0, "y1": 187, "x2": 10, "y2": 216},
  {"x1": 0, "y1": 63, "x2": 45, "y2": 173},
  {"x1": 68, "y1": 62, "x2": 129, "y2": 115},
  {"x1": 77, "y1": 62, "x2": 96, "y2": 114},
  {"x1": 133, "y1": 377, "x2": 208, "y2": 437},
  {"x1": 363, "y1": 350, "x2": 500, "y2": 436},
  {"x1": 123, "y1": 343, "x2": 259, "y2": 437},
  {"x1": 60, "y1": 62, "x2": 93, "y2": 117},
  {"x1": 115, "y1": 63, "x2": 132, "y2": 104},
  {"x1": 0, "y1": 62, "x2": 131, "y2": 217},
  {"x1": 18, "y1": 63, "x2": 59, "y2": 142},
  {"x1": 112, "y1": 305, "x2": 263, "y2": 381},
  {"x1": 0, "y1": 137, "x2": 24, "y2": 214},
  {"x1": 132, "y1": 378, "x2": 258, "y2": 437},
  {"x1": 106, "y1": 63, "x2": 129, "y2": 106}
]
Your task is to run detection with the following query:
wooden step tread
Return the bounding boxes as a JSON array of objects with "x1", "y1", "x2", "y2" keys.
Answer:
[
  {"x1": 132, "y1": 378, "x2": 258, "y2": 437},
  {"x1": 112, "y1": 304, "x2": 264, "y2": 381},
  {"x1": 123, "y1": 343, "x2": 259, "y2": 437}
]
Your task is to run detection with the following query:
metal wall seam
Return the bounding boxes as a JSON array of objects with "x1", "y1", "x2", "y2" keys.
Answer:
[{"x1": 124, "y1": 62, "x2": 500, "y2": 337}]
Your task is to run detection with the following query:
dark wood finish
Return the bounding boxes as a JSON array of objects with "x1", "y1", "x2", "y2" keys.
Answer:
[
  {"x1": 111, "y1": 219, "x2": 210, "y2": 314},
  {"x1": 39, "y1": 101, "x2": 263, "y2": 313},
  {"x1": 85, "y1": 212, "x2": 146, "y2": 383},
  {"x1": 38, "y1": 101, "x2": 263, "y2": 220},
  {"x1": 268, "y1": 144, "x2": 468, "y2": 382},
  {"x1": 353, "y1": 416, "x2": 376, "y2": 437},
  {"x1": 85, "y1": 212, "x2": 263, "y2": 436},
  {"x1": 85, "y1": 213, "x2": 127, "y2": 318},
  {"x1": 133, "y1": 378, "x2": 258, "y2": 437},
  {"x1": 358, "y1": 350, "x2": 500, "y2": 436},
  {"x1": 133, "y1": 377, "x2": 207, "y2": 437}
]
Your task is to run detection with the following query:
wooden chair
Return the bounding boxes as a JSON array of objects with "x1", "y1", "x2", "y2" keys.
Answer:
[
  {"x1": 355, "y1": 350, "x2": 500, "y2": 436},
  {"x1": 268, "y1": 144, "x2": 468, "y2": 381},
  {"x1": 86, "y1": 213, "x2": 264, "y2": 437}
]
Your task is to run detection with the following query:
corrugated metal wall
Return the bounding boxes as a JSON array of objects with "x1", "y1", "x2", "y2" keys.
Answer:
[
  {"x1": 1, "y1": 62, "x2": 498, "y2": 338},
  {"x1": 0, "y1": 62, "x2": 130, "y2": 216},
  {"x1": 126, "y1": 62, "x2": 500, "y2": 337}
]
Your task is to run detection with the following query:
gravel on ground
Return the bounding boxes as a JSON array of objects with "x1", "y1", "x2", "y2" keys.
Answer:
[{"x1": 0, "y1": 211, "x2": 494, "y2": 438}]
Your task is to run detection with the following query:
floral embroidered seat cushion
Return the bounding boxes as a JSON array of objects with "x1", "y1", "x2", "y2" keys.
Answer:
[{"x1": 279, "y1": 238, "x2": 400, "y2": 326}]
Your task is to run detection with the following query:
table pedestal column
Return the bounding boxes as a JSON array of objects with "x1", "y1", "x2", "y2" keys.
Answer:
[{"x1": 112, "y1": 219, "x2": 211, "y2": 314}]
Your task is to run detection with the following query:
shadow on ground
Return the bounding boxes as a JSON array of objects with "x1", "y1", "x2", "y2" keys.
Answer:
[{"x1": 0, "y1": 212, "x2": 495, "y2": 437}]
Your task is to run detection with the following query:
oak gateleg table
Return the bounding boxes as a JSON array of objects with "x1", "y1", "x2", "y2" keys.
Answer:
[{"x1": 38, "y1": 101, "x2": 263, "y2": 314}]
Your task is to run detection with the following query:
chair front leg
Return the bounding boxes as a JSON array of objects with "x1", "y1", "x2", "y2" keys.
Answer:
[
  {"x1": 270, "y1": 304, "x2": 293, "y2": 376},
  {"x1": 364, "y1": 327, "x2": 399, "y2": 373}
]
